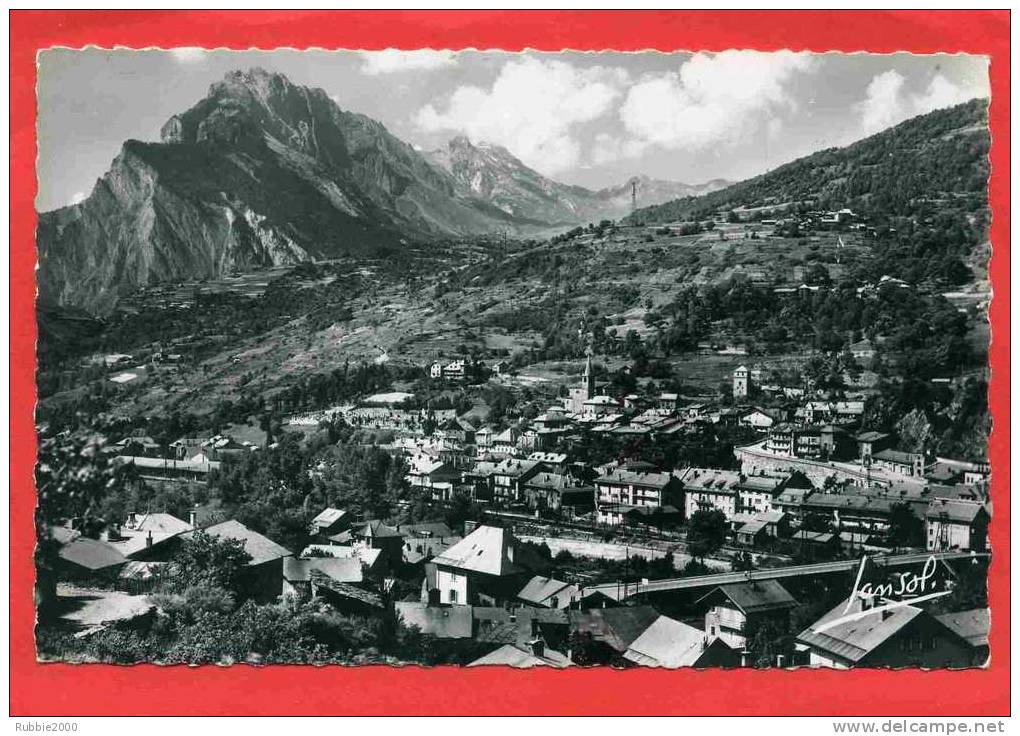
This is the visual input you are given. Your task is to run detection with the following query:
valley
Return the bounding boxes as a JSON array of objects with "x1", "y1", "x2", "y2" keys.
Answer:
[{"x1": 34, "y1": 69, "x2": 994, "y2": 670}]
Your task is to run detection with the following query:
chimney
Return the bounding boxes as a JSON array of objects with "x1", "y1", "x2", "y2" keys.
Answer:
[
  {"x1": 740, "y1": 649, "x2": 751, "y2": 667},
  {"x1": 189, "y1": 507, "x2": 197, "y2": 528},
  {"x1": 145, "y1": 530, "x2": 153, "y2": 548},
  {"x1": 881, "y1": 608, "x2": 894, "y2": 621}
]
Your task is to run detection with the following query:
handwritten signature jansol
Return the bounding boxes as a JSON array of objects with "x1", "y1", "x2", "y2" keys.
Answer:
[{"x1": 813, "y1": 555, "x2": 951, "y2": 634}]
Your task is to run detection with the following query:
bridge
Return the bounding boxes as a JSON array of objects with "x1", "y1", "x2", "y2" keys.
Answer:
[{"x1": 582, "y1": 550, "x2": 987, "y2": 602}]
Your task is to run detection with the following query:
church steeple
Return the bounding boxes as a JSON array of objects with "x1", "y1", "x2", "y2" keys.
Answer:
[{"x1": 583, "y1": 353, "x2": 594, "y2": 399}]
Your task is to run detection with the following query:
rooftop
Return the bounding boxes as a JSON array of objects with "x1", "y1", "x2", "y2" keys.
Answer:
[
  {"x1": 925, "y1": 499, "x2": 988, "y2": 524},
  {"x1": 568, "y1": 606, "x2": 660, "y2": 652},
  {"x1": 597, "y1": 469, "x2": 675, "y2": 489},
  {"x1": 933, "y1": 608, "x2": 989, "y2": 648},
  {"x1": 195, "y1": 520, "x2": 292, "y2": 566},
  {"x1": 517, "y1": 575, "x2": 575, "y2": 606},
  {"x1": 283, "y1": 556, "x2": 363, "y2": 584},
  {"x1": 873, "y1": 449, "x2": 919, "y2": 465},
  {"x1": 697, "y1": 580, "x2": 797, "y2": 615},
  {"x1": 796, "y1": 597, "x2": 923, "y2": 664},
  {"x1": 58, "y1": 536, "x2": 128, "y2": 571},
  {"x1": 432, "y1": 525, "x2": 519, "y2": 577},
  {"x1": 467, "y1": 643, "x2": 572, "y2": 668},
  {"x1": 394, "y1": 602, "x2": 474, "y2": 639},
  {"x1": 623, "y1": 615, "x2": 721, "y2": 668},
  {"x1": 310, "y1": 507, "x2": 347, "y2": 526}
]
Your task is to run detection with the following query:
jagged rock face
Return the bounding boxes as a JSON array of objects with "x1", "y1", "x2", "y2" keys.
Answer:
[
  {"x1": 36, "y1": 68, "x2": 523, "y2": 314},
  {"x1": 37, "y1": 67, "x2": 725, "y2": 314}
]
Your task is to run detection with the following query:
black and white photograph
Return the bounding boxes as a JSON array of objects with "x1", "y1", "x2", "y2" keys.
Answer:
[{"x1": 34, "y1": 47, "x2": 993, "y2": 670}]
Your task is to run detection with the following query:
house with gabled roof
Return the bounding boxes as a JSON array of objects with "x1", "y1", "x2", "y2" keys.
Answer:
[
  {"x1": 394, "y1": 601, "x2": 474, "y2": 639},
  {"x1": 350, "y1": 519, "x2": 404, "y2": 565},
  {"x1": 308, "y1": 507, "x2": 350, "y2": 538},
  {"x1": 53, "y1": 528, "x2": 128, "y2": 583},
  {"x1": 435, "y1": 416, "x2": 476, "y2": 445},
  {"x1": 282, "y1": 557, "x2": 364, "y2": 600},
  {"x1": 856, "y1": 430, "x2": 892, "y2": 461},
  {"x1": 517, "y1": 575, "x2": 581, "y2": 609},
  {"x1": 301, "y1": 544, "x2": 386, "y2": 578},
  {"x1": 698, "y1": 580, "x2": 797, "y2": 650},
  {"x1": 925, "y1": 498, "x2": 989, "y2": 552},
  {"x1": 491, "y1": 458, "x2": 548, "y2": 504},
  {"x1": 188, "y1": 519, "x2": 292, "y2": 602},
  {"x1": 406, "y1": 452, "x2": 461, "y2": 502},
  {"x1": 872, "y1": 449, "x2": 925, "y2": 478},
  {"x1": 740, "y1": 408, "x2": 778, "y2": 430},
  {"x1": 678, "y1": 467, "x2": 741, "y2": 520},
  {"x1": 490, "y1": 426, "x2": 522, "y2": 458},
  {"x1": 933, "y1": 609, "x2": 990, "y2": 667},
  {"x1": 428, "y1": 525, "x2": 525, "y2": 606},
  {"x1": 106, "y1": 512, "x2": 194, "y2": 561},
  {"x1": 568, "y1": 605, "x2": 661, "y2": 665},
  {"x1": 735, "y1": 473, "x2": 799, "y2": 516},
  {"x1": 796, "y1": 595, "x2": 978, "y2": 669},
  {"x1": 521, "y1": 471, "x2": 586, "y2": 513},
  {"x1": 623, "y1": 615, "x2": 740, "y2": 669},
  {"x1": 595, "y1": 468, "x2": 683, "y2": 525},
  {"x1": 467, "y1": 640, "x2": 572, "y2": 668}
]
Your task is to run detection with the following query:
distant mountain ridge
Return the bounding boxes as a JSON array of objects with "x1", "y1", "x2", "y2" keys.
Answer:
[
  {"x1": 37, "y1": 68, "x2": 726, "y2": 314},
  {"x1": 426, "y1": 136, "x2": 728, "y2": 225}
]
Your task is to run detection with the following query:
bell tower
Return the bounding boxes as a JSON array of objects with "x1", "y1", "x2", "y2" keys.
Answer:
[{"x1": 583, "y1": 352, "x2": 595, "y2": 400}]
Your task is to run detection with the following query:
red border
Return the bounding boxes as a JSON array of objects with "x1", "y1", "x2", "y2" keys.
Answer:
[{"x1": 10, "y1": 10, "x2": 1010, "y2": 716}]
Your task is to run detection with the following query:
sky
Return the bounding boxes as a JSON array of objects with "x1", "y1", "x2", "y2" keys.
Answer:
[{"x1": 36, "y1": 48, "x2": 989, "y2": 212}]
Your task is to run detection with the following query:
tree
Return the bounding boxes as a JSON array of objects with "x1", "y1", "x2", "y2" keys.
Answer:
[
  {"x1": 686, "y1": 509, "x2": 728, "y2": 560},
  {"x1": 733, "y1": 551, "x2": 755, "y2": 572},
  {"x1": 171, "y1": 531, "x2": 252, "y2": 596},
  {"x1": 745, "y1": 619, "x2": 791, "y2": 668},
  {"x1": 34, "y1": 428, "x2": 137, "y2": 608},
  {"x1": 568, "y1": 630, "x2": 600, "y2": 666},
  {"x1": 886, "y1": 502, "x2": 924, "y2": 550},
  {"x1": 896, "y1": 409, "x2": 932, "y2": 453},
  {"x1": 800, "y1": 512, "x2": 833, "y2": 533}
]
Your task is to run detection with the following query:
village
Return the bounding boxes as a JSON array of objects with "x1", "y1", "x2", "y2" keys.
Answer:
[{"x1": 40, "y1": 323, "x2": 991, "y2": 668}]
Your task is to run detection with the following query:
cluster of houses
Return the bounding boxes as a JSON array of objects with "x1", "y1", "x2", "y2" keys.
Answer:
[
  {"x1": 105, "y1": 429, "x2": 263, "y2": 482},
  {"x1": 96, "y1": 352, "x2": 991, "y2": 565},
  {"x1": 52, "y1": 337, "x2": 989, "y2": 668},
  {"x1": 429, "y1": 357, "x2": 510, "y2": 382},
  {"x1": 381, "y1": 361, "x2": 990, "y2": 557},
  {"x1": 47, "y1": 508, "x2": 989, "y2": 670}
]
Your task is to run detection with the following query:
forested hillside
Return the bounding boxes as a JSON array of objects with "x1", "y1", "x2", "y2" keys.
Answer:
[{"x1": 627, "y1": 99, "x2": 989, "y2": 225}]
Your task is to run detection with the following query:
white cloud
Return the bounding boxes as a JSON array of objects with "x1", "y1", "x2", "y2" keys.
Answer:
[
  {"x1": 615, "y1": 50, "x2": 815, "y2": 159},
  {"x1": 858, "y1": 70, "x2": 986, "y2": 137},
  {"x1": 359, "y1": 49, "x2": 457, "y2": 75},
  {"x1": 70, "y1": 191, "x2": 86, "y2": 205},
  {"x1": 415, "y1": 57, "x2": 628, "y2": 175},
  {"x1": 168, "y1": 47, "x2": 207, "y2": 65}
]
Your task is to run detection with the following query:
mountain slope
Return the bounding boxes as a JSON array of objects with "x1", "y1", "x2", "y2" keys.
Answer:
[
  {"x1": 427, "y1": 136, "x2": 728, "y2": 225},
  {"x1": 36, "y1": 69, "x2": 537, "y2": 314},
  {"x1": 626, "y1": 99, "x2": 990, "y2": 225}
]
